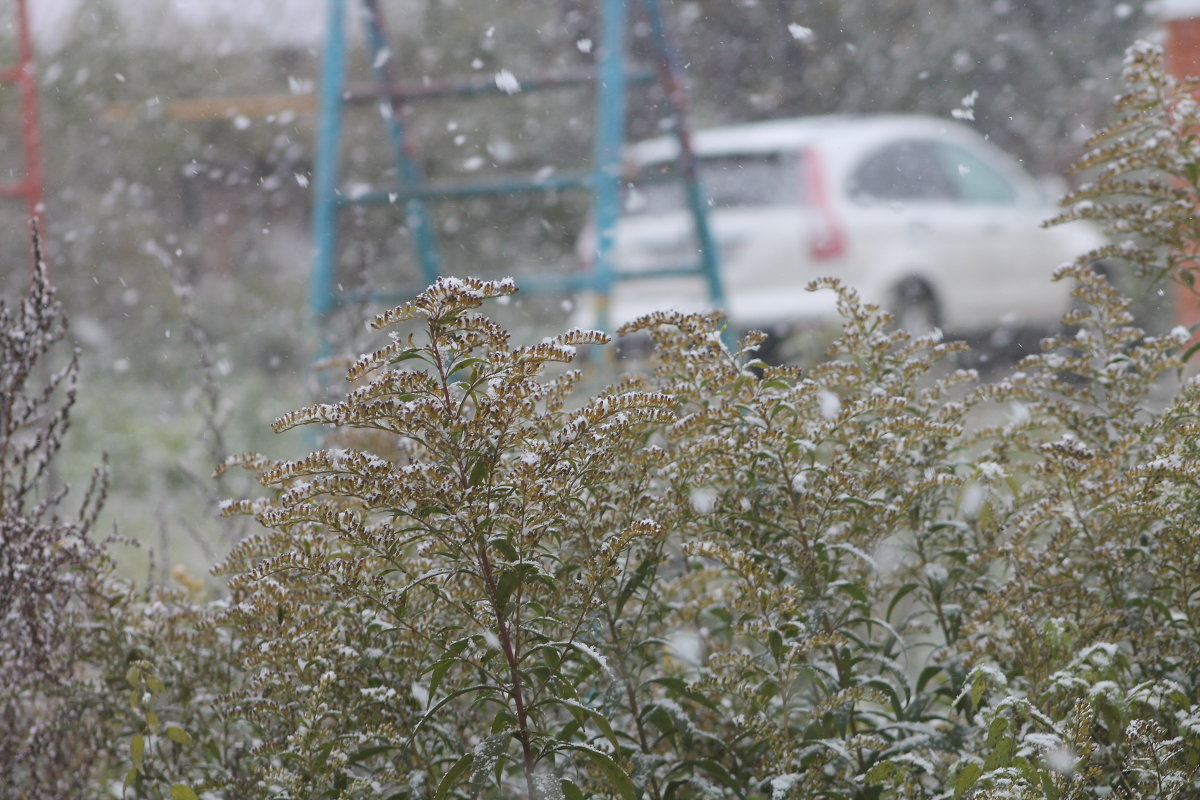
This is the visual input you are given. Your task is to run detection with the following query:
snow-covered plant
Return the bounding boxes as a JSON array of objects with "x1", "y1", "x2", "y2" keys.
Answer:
[
  {"x1": 209, "y1": 253, "x2": 1200, "y2": 799},
  {"x1": 0, "y1": 245, "x2": 222, "y2": 800},
  {"x1": 611, "y1": 283, "x2": 988, "y2": 798},
  {"x1": 1050, "y1": 40, "x2": 1200, "y2": 290},
  {"x1": 219, "y1": 276, "x2": 679, "y2": 798},
  {"x1": 0, "y1": 248, "x2": 114, "y2": 797}
]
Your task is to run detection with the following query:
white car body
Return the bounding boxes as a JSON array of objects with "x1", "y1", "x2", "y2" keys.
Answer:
[{"x1": 575, "y1": 115, "x2": 1105, "y2": 337}]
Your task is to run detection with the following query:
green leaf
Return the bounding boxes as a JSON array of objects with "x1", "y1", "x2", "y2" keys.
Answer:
[
  {"x1": 130, "y1": 734, "x2": 145, "y2": 769},
  {"x1": 644, "y1": 704, "x2": 676, "y2": 737},
  {"x1": 433, "y1": 752, "x2": 473, "y2": 800},
  {"x1": 986, "y1": 715, "x2": 1009, "y2": 747},
  {"x1": 489, "y1": 536, "x2": 520, "y2": 562},
  {"x1": 863, "y1": 678, "x2": 903, "y2": 714},
  {"x1": 125, "y1": 666, "x2": 141, "y2": 689},
  {"x1": 970, "y1": 673, "x2": 987, "y2": 709},
  {"x1": 1039, "y1": 769, "x2": 1060, "y2": 800},
  {"x1": 450, "y1": 355, "x2": 487, "y2": 372},
  {"x1": 643, "y1": 677, "x2": 720, "y2": 712},
  {"x1": 833, "y1": 579, "x2": 869, "y2": 605},
  {"x1": 428, "y1": 658, "x2": 455, "y2": 699},
  {"x1": 385, "y1": 349, "x2": 427, "y2": 367},
  {"x1": 490, "y1": 710, "x2": 517, "y2": 734},
  {"x1": 689, "y1": 759, "x2": 741, "y2": 794},
  {"x1": 493, "y1": 569, "x2": 521, "y2": 618},
  {"x1": 561, "y1": 778, "x2": 585, "y2": 800},
  {"x1": 349, "y1": 744, "x2": 396, "y2": 764},
  {"x1": 403, "y1": 684, "x2": 497, "y2": 752},
  {"x1": 170, "y1": 784, "x2": 201, "y2": 800},
  {"x1": 916, "y1": 664, "x2": 944, "y2": 694},
  {"x1": 471, "y1": 732, "x2": 512, "y2": 796},
  {"x1": 313, "y1": 740, "x2": 336, "y2": 770},
  {"x1": 954, "y1": 762, "x2": 983, "y2": 799},
  {"x1": 983, "y1": 719, "x2": 1014, "y2": 771},
  {"x1": 557, "y1": 744, "x2": 637, "y2": 800},
  {"x1": 166, "y1": 726, "x2": 192, "y2": 746},
  {"x1": 768, "y1": 629, "x2": 784, "y2": 663},
  {"x1": 886, "y1": 583, "x2": 920, "y2": 621},
  {"x1": 614, "y1": 557, "x2": 657, "y2": 617},
  {"x1": 865, "y1": 760, "x2": 895, "y2": 784},
  {"x1": 1184, "y1": 161, "x2": 1199, "y2": 186},
  {"x1": 468, "y1": 456, "x2": 490, "y2": 487},
  {"x1": 549, "y1": 697, "x2": 621, "y2": 752},
  {"x1": 978, "y1": 499, "x2": 994, "y2": 528},
  {"x1": 1181, "y1": 335, "x2": 1200, "y2": 365}
]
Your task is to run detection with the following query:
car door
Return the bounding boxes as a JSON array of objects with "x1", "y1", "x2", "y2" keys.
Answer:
[
  {"x1": 928, "y1": 139, "x2": 1045, "y2": 330},
  {"x1": 845, "y1": 138, "x2": 1020, "y2": 331}
]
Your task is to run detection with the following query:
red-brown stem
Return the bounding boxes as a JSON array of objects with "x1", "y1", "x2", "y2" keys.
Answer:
[{"x1": 479, "y1": 542, "x2": 538, "y2": 799}]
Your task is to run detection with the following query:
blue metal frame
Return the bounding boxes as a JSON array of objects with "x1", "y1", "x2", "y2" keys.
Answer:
[
  {"x1": 361, "y1": 0, "x2": 441, "y2": 286},
  {"x1": 641, "y1": 0, "x2": 725, "y2": 310},
  {"x1": 310, "y1": 0, "x2": 347, "y2": 325},
  {"x1": 310, "y1": 0, "x2": 725, "y2": 340},
  {"x1": 589, "y1": 0, "x2": 629, "y2": 335}
]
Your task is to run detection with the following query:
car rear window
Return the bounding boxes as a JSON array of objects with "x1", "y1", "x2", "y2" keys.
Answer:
[{"x1": 624, "y1": 152, "x2": 804, "y2": 215}]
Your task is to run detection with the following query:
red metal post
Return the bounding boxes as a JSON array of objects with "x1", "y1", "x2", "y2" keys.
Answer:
[
  {"x1": 16, "y1": 0, "x2": 44, "y2": 240},
  {"x1": 1, "y1": 0, "x2": 46, "y2": 265}
]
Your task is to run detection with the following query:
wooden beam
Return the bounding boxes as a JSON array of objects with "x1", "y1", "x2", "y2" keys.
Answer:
[{"x1": 104, "y1": 94, "x2": 317, "y2": 123}]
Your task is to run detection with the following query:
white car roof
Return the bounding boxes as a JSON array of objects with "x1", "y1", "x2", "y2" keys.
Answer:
[{"x1": 628, "y1": 114, "x2": 982, "y2": 165}]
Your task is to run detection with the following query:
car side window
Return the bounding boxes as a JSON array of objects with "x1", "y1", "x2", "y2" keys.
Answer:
[
  {"x1": 848, "y1": 140, "x2": 958, "y2": 203},
  {"x1": 935, "y1": 142, "x2": 1019, "y2": 204},
  {"x1": 625, "y1": 153, "x2": 803, "y2": 215},
  {"x1": 701, "y1": 153, "x2": 803, "y2": 208}
]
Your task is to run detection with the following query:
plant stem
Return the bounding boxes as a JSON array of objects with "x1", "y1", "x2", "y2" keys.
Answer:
[{"x1": 479, "y1": 541, "x2": 538, "y2": 799}]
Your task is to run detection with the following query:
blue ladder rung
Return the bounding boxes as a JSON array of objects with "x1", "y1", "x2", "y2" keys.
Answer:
[
  {"x1": 616, "y1": 264, "x2": 711, "y2": 281},
  {"x1": 342, "y1": 66, "x2": 656, "y2": 104}
]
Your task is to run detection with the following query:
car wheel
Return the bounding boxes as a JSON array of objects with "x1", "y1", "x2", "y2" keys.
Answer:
[{"x1": 892, "y1": 278, "x2": 940, "y2": 336}]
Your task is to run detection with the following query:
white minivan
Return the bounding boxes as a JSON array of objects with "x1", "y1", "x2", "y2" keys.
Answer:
[{"x1": 575, "y1": 115, "x2": 1105, "y2": 340}]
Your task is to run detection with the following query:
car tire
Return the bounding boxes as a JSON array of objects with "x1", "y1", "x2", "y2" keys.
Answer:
[{"x1": 892, "y1": 278, "x2": 940, "y2": 336}]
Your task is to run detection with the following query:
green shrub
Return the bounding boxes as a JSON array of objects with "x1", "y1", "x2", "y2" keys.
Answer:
[{"x1": 207, "y1": 262, "x2": 1197, "y2": 799}]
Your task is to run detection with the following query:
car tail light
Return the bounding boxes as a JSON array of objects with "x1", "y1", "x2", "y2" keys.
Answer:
[
  {"x1": 804, "y1": 148, "x2": 846, "y2": 261},
  {"x1": 575, "y1": 223, "x2": 597, "y2": 271}
]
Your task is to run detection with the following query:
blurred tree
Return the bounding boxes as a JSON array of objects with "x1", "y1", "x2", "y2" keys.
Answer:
[{"x1": 655, "y1": 0, "x2": 1148, "y2": 174}]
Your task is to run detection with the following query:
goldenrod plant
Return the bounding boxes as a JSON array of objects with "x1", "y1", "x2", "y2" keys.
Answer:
[{"x1": 211, "y1": 264, "x2": 1200, "y2": 799}]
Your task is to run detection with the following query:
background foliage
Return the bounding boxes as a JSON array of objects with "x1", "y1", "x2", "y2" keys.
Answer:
[{"x1": 0, "y1": 0, "x2": 1155, "y2": 564}]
